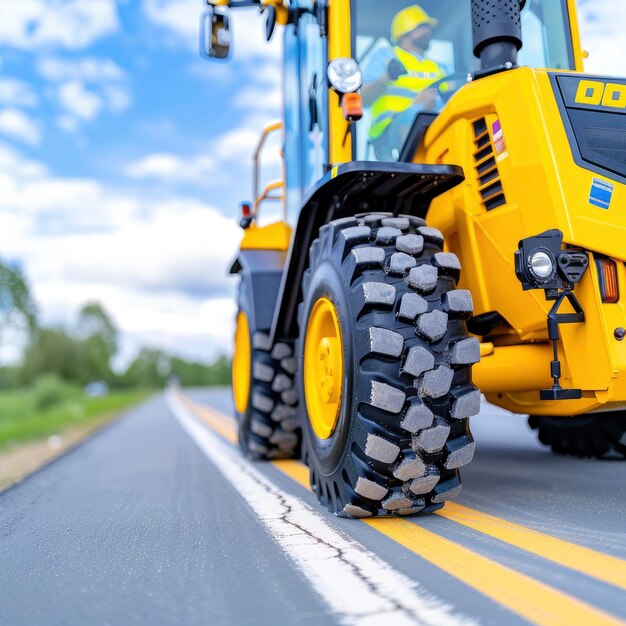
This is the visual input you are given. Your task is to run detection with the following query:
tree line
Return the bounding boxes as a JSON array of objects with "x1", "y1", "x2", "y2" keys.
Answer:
[{"x1": 0, "y1": 259, "x2": 231, "y2": 390}]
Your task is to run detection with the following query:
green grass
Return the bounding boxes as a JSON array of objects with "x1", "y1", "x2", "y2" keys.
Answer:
[{"x1": 0, "y1": 387, "x2": 150, "y2": 451}]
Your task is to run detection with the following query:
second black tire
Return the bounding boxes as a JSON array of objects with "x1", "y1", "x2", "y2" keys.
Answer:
[
  {"x1": 529, "y1": 412, "x2": 626, "y2": 459},
  {"x1": 235, "y1": 284, "x2": 300, "y2": 460}
]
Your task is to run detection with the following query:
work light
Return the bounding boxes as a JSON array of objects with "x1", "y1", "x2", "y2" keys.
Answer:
[
  {"x1": 514, "y1": 230, "x2": 588, "y2": 293},
  {"x1": 327, "y1": 58, "x2": 363, "y2": 94},
  {"x1": 528, "y1": 250, "x2": 555, "y2": 281}
]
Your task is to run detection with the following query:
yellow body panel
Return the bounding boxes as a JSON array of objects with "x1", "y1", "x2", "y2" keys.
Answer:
[
  {"x1": 328, "y1": 0, "x2": 352, "y2": 165},
  {"x1": 233, "y1": 311, "x2": 251, "y2": 414},
  {"x1": 418, "y1": 68, "x2": 626, "y2": 415},
  {"x1": 240, "y1": 221, "x2": 292, "y2": 251},
  {"x1": 566, "y1": 0, "x2": 585, "y2": 72}
]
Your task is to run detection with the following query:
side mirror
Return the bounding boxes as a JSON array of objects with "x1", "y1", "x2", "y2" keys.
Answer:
[{"x1": 200, "y1": 6, "x2": 231, "y2": 61}]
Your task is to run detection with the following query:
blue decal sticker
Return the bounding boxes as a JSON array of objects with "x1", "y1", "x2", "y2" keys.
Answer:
[{"x1": 589, "y1": 178, "x2": 614, "y2": 209}]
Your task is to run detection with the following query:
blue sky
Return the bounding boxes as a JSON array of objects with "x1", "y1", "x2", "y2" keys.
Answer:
[{"x1": 0, "y1": 0, "x2": 624, "y2": 367}]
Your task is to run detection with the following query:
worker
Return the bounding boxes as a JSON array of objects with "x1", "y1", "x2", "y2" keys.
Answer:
[{"x1": 362, "y1": 5, "x2": 446, "y2": 160}]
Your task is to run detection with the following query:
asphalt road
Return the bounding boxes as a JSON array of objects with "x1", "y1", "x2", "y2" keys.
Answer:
[{"x1": 1, "y1": 388, "x2": 625, "y2": 626}]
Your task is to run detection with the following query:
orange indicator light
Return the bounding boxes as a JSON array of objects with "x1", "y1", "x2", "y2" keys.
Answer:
[
  {"x1": 596, "y1": 258, "x2": 619, "y2": 303},
  {"x1": 342, "y1": 92, "x2": 363, "y2": 122}
]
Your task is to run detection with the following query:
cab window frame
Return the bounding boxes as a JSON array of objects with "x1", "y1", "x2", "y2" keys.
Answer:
[
  {"x1": 297, "y1": 1, "x2": 330, "y2": 193},
  {"x1": 349, "y1": 0, "x2": 577, "y2": 163}
]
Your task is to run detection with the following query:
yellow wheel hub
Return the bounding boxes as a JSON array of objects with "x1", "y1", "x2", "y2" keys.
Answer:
[
  {"x1": 233, "y1": 311, "x2": 251, "y2": 415},
  {"x1": 304, "y1": 297, "x2": 344, "y2": 439}
]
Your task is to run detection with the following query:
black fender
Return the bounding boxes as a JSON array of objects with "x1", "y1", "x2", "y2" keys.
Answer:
[
  {"x1": 270, "y1": 161, "x2": 464, "y2": 342},
  {"x1": 230, "y1": 249, "x2": 287, "y2": 333}
]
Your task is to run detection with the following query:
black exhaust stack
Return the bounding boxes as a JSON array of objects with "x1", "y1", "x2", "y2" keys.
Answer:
[{"x1": 472, "y1": 0, "x2": 524, "y2": 72}]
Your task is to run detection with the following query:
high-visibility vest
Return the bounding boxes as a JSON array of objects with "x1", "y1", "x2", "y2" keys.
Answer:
[{"x1": 369, "y1": 46, "x2": 444, "y2": 140}]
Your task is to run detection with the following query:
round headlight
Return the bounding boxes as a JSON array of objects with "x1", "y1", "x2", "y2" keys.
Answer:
[
  {"x1": 528, "y1": 250, "x2": 554, "y2": 280},
  {"x1": 327, "y1": 58, "x2": 363, "y2": 94}
]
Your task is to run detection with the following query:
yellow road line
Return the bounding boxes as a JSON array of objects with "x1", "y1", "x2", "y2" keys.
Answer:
[
  {"x1": 439, "y1": 502, "x2": 626, "y2": 593},
  {"x1": 178, "y1": 394, "x2": 237, "y2": 445},
  {"x1": 274, "y1": 448, "x2": 626, "y2": 624},
  {"x1": 364, "y1": 518, "x2": 623, "y2": 626},
  {"x1": 181, "y1": 396, "x2": 626, "y2": 626}
]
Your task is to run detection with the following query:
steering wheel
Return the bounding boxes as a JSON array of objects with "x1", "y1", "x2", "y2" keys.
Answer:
[{"x1": 426, "y1": 72, "x2": 469, "y2": 104}]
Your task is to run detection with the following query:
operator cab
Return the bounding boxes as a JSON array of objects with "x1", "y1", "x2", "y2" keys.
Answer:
[
  {"x1": 282, "y1": 0, "x2": 578, "y2": 219},
  {"x1": 354, "y1": 0, "x2": 577, "y2": 161}
]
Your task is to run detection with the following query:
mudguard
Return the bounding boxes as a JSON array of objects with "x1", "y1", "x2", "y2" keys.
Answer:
[
  {"x1": 230, "y1": 250, "x2": 286, "y2": 333},
  {"x1": 271, "y1": 161, "x2": 464, "y2": 342}
]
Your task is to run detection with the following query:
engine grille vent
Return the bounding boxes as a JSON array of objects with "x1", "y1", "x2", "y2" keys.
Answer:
[{"x1": 473, "y1": 118, "x2": 506, "y2": 210}]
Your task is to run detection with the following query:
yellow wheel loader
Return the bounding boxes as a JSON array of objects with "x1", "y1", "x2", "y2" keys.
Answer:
[{"x1": 202, "y1": 0, "x2": 626, "y2": 517}]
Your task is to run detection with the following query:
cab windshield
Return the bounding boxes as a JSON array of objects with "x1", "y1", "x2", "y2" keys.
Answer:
[{"x1": 354, "y1": 0, "x2": 575, "y2": 161}]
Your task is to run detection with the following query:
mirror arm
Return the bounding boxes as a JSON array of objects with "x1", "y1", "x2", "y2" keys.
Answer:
[{"x1": 207, "y1": 1, "x2": 260, "y2": 7}]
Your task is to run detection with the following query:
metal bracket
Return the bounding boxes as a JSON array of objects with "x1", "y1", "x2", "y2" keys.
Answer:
[{"x1": 540, "y1": 290, "x2": 585, "y2": 401}]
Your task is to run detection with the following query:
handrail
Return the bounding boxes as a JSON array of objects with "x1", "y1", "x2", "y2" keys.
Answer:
[
  {"x1": 255, "y1": 180, "x2": 284, "y2": 211},
  {"x1": 253, "y1": 122, "x2": 285, "y2": 221}
]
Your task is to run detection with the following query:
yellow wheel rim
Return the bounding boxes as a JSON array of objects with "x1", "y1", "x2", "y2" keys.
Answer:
[
  {"x1": 304, "y1": 297, "x2": 344, "y2": 440},
  {"x1": 233, "y1": 311, "x2": 251, "y2": 415}
]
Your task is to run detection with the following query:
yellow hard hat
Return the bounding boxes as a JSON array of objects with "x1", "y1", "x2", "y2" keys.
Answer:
[{"x1": 391, "y1": 5, "x2": 439, "y2": 43}]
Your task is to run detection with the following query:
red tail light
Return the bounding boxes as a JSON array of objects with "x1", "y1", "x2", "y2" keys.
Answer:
[{"x1": 241, "y1": 202, "x2": 252, "y2": 218}]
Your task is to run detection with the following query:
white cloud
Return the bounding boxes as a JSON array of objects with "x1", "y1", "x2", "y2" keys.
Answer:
[
  {"x1": 124, "y1": 117, "x2": 282, "y2": 189},
  {"x1": 215, "y1": 122, "x2": 283, "y2": 176},
  {"x1": 142, "y1": 0, "x2": 197, "y2": 41},
  {"x1": 0, "y1": 143, "x2": 138, "y2": 230},
  {"x1": 0, "y1": 143, "x2": 48, "y2": 177},
  {"x1": 0, "y1": 78, "x2": 39, "y2": 107},
  {"x1": 37, "y1": 57, "x2": 126, "y2": 82},
  {"x1": 126, "y1": 153, "x2": 216, "y2": 184},
  {"x1": 0, "y1": 144, "x2": 242, "y2": 365},
  {"x1": 37, "y1": 57, "x2": 132, "y2": 128},
  {"x1": 58, "y1": 81, "x2": 103, "y2": 121},
  {"x1": 0, "y1": 108, "x2": 41, "y2": 145},
  {"x1": 577, "y1": 0, "x2": 626, "y2": 77},
  {"x1": 231, "y1": 61, "x2": 283, "y2": 112},
  {"x1": 111, "y1": 294, "x2": 237, "y2": 366},
  {"x1": 56, "y1": 115, "x2": 80, "y2": 134},
  {"x1": 251, "y1": 62, "x2": 284, "y2": 89},
  {"x1": 0, "y1": 0, "x2": 119, "y2": 51},
  {"x1": 143, "y1": 0, "x2": 222, "y2": 45},
  {"x1": 232, "y1": 85, "x2": 282, "y2": 112},
  {"x1": 103, "y1": 84, "x2": 132, "y2": 113},
  {"x1": 187, "y1": 58, "x2": 234, "y2": 82},
  {"x1": 214, "y1": 126, "x2": 264, "y2": 161},
  {"x1": 22, "y1": 203, "x2": 240, "y2": 296}
]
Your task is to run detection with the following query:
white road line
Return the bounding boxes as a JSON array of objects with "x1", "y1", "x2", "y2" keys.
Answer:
[{"x1": 167, "y1": 392, "x2": 474, "y2": 626}]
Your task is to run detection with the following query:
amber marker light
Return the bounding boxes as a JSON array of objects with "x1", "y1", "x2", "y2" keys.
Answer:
[
  {"x1": 596, "y1": 258, "x2": 619, "y2": 303},
  {"x1": 342, "y1": 92, "x2": 363, "y2": 122}
]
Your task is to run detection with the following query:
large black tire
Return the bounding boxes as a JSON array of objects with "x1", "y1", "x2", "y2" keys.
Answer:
[
  {"x1": 528, "y1": 413, "x2": 626, "y2": 459},
  {"x1": 235, "y1": 287, "x2": 300, "y2": 460},
  {"x1": 296, "y1": 213, "x2": 480, "y2": 517}
]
